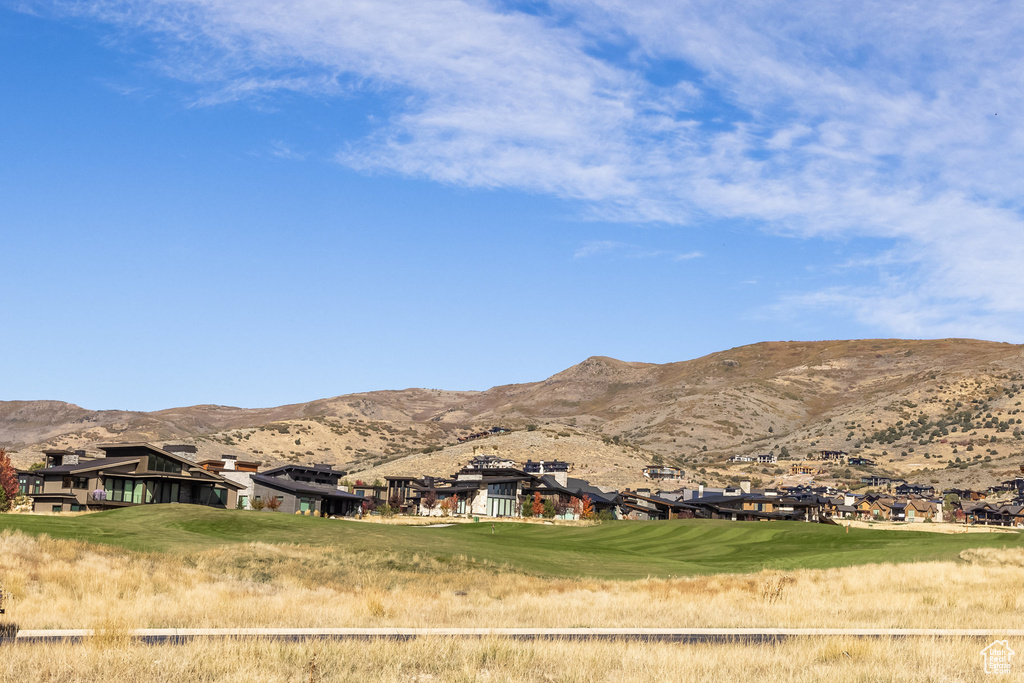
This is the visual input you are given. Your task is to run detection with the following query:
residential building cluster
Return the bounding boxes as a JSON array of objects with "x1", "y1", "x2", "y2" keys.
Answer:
[{"x1": 13, "y1": 442, "x2": 1024, "y2": 527}]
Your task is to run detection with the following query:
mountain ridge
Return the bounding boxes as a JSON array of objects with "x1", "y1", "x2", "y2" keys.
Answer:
[{"x1": 5, "y1": 338, "x2": 1024, "y2": 491}]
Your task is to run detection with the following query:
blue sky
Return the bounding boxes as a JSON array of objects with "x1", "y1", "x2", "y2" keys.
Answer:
[{"x1": 2, "y1": 1, "x2": 1023, "y2": 411}]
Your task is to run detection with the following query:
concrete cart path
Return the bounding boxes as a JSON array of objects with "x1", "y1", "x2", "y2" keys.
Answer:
[{"x1": 8, "y1": 627, "x2": 1024, "y2": 644}]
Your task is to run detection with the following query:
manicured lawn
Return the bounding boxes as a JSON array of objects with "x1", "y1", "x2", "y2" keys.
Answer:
[{"x1": 3, "y1": 506, "x2": 1022, "y2": 579}]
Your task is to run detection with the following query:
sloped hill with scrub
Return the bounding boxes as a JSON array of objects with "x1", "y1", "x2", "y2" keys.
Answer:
[{"x1": 4, "y1": 338, "x2": 1024, "y2": 490}]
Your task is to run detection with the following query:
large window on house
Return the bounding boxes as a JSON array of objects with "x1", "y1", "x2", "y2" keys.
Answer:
[
  {"x1": 104, "y1": 478, "x2": 142, "y2": 503},
  {"x1": 147, "y1": 454, "x2": 182, "y2": 474},
  {"x1": 487, "y1": 483, "x2": 516, "y2": 517},
  {"x1": 199, "y1": 486, "x2": 227, "y2": 507},
  {"x1": 18, "y1": 476, "x2": 27, "y2": 495},
  {"x1": 146, "y1": 480, "x2": 179, "y2": 504},
  {"x1": 299, "y1": 497, "x2": 314, "y2": 512}
]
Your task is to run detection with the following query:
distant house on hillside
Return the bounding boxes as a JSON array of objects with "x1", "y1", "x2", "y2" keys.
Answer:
[
  {"x1": 814, "y1": 450, "x2": 848, "y2": 461},
  {"x1": 860, "y1": 475, "x2": 904, "y2": 488},
  {"x1": 895, "y1": 482, "x2": 935, "y2": 497},
  {"x1": 944, "y1": 488, "x2": 986, "y2": 501},
  {"x1": 642, "y1": 465, "x2": 683, "y2": 481},
  {"x1": 464, "y1": 454, "x2": 517, "y2": 470},
  {"x1": 524, "y1": 460, "x2": 572, "y2": 478}
]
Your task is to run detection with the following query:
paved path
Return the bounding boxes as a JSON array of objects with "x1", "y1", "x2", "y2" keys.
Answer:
[{"x1": 7, "y1": 627, "x2": 1024, "y2": 644}]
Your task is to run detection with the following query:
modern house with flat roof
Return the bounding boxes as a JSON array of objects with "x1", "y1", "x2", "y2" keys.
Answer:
[
  {"x1": 28, "y1": 442, "x2": 244, "y2": 513},
  {"x1": 251, "y1": 463, "x2": 363, "y2": 516}
]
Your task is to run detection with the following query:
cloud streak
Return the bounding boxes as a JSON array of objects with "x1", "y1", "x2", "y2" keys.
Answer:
[{"x1": 21, "y1": 0, "x2": 1024, "y2": 340}]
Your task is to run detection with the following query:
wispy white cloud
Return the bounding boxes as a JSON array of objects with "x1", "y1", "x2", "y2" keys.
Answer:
[
  {"x1": 574, "y1": 240, "x2": 628, "y2": 259},
  {"x1": 574, "y1": 240, "x2": 702, "y2": 261},
  {"x1": 20, "y1": 0, "x2": 1024, "y2": 340},
  {"x1": 673, "y1": 251, "x2": 703, "y2": 261},
  {"x1": 268, "y1": 140, "x2": 304, "y2": 160}
]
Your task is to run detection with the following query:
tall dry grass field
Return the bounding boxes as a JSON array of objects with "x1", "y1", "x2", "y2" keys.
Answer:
[
  {"x1": 0, "y1": 636, "x2": 1007, "y2": 682},
  {"x1": 3, "y1": 531, "x2": 1024, "y2": 631},
  {"x1": 3, "y1": 531, "x2": 1023, "y2": 680}
]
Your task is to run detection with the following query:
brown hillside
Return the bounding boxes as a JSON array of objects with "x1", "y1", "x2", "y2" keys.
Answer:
[{"x1": 5, "y1": 339, "x2": 1024, "y2": 489}]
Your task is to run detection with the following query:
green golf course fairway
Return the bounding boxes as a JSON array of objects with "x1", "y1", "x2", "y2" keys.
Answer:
[{"x1": 2, "y1": 506, "x2": 1021, "y2": 579}]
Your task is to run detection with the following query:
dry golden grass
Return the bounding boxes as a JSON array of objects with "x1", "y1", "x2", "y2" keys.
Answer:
[
  {"x1": 0, "y1": 636, "x2": 1007, "y2": 682},
  {"x1": 4, "y1": 530, "x2": 1024, "y2": 633},
  {"x1": 5, "y1": 530, "x2": 1024, "y2": 680}
]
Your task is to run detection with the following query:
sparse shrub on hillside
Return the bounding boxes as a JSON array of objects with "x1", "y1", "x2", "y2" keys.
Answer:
[{"x1": 527, "y1": 425, "x2": 538, "y2": 432}]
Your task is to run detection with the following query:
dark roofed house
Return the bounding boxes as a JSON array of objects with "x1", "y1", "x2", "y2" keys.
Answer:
[
  {"x1": 379, "y1": 463, "x2": 621, "y2": 520},
  {"x1": 523, "y1": 459, "x2": 572, "y2": 475},
  {"x1": 619, "y1": 489, "x2": 695, "y2": 520},
  {"x1": 28, "y1": 442, "x2": 244, "y2": 513},
  {"x1": 895, "y1": 482, "x2": 936, "y2": 497},
  {"x1": 861, "y1": 475, "x2": 905, "y2": 488},
  {"x1": 252, "y1": 463, "x2": 362, "y2": 516}
]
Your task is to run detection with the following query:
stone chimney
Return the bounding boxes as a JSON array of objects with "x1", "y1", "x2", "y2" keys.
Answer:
[
  {"x1": 221, "y1": 454, "x2": 237, "y2": 471},
  {"x1": 554, "y1": 471, "x2": 567, "y2": 487},
  {"x1": 698, "y1": 484, "x2": 704, "y2": 498},
  {"x1": 740, "y1": 480, "x2": 751, "y2": 494},
  {"x1": 844, "y1": 494, "x2": 855, "y2": 507}
]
